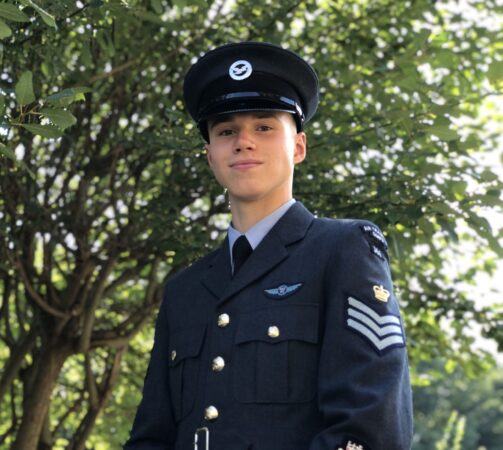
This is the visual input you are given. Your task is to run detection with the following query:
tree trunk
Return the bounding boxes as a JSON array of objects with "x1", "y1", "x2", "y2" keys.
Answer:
[{"x1": 11, "y1": 344, "x2": 68, "y2": 450}]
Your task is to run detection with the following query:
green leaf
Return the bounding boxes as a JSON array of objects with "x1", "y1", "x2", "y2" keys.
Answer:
[
  {"x1": 0, "y1": 18, "x2": 11, "y2": 39},
  {"x1": 431, "y1": 202, "x2": 456, "y2": 216},
  {"x1": 45, "y1": 87, "x2": 92, "y2": 106},
  {"x1": 0, "y1": 142, "x2": 15, "y2": 159},
  {"x1": 20, "y1": 123, "x2": 63, "y2": 138},
  {"x1": 135, "y1": 10, "x2": 165, "y2": 25},
  {"x1": 487, "y1": 60, "x2": 503, "y2": 84},
  {"x1": 479, "y1": 169, "x2": 498, "y2": 182},
  {"x1": 476, "y1": 193, "x2": 502, "y2": 207},
  {"x1": 409, "y1": 29, "x2": 430, "y2": 52},
  {"x1": 79, "y1": 41, "x2": 92, "y2": 66},
  {"x1": 150, "y1": 0, "x2": 163, "y2": 14},
  {"x1": 451, "y1": 181, "x2": 467, "y2": 199},
  {"x1": 22, "y1": 0, "x2": 57, "y2": 28},
  {"x1": 0, "y1": 3, "x2": 29, "y2": 22},
  {"x1": 396, "y1": 75, "x2": 419, "y2": 91},
  {"x1": 435, "y1": 49, "x2": 458, "y2": 68},
  {"x1": 172, "y1": 0, "x2": 189, "y2": 7},
  {"x1": 40, "y1": 108, "x2": 77, "y2": 130},
  {"x1": 15, "y1": 71, "x2": 36, "y2": 106},
  {"x1": 0, "y1": 143, "x2": 36, "y2": 178},
  {"x1": 0, "y1": 95, "x2": 5, "y2": 116},
  {"x1": 427, "y1": 125, "x2": 458, "y2": 141}
]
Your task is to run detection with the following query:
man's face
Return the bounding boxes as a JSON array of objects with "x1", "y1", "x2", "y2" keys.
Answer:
[{"x1": 205, "y1": 111, "x2": 306, "y2": 208}]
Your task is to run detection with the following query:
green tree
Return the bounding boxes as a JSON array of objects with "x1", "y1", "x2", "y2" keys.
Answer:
[
  {"x1": 413, "y1": 363, "x2": 503, "y2": 450},
  {"x1": 0, "y1": 0, "x2": 501, "y2": 448}
]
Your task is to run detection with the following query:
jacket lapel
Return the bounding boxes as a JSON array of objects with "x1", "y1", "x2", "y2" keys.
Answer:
[
  {"x1": 201, "y1": 236, "x2": 233, "y2": 300},
  {"x1": 201, "y1": 202, "x2": 314, "y2": 305}
]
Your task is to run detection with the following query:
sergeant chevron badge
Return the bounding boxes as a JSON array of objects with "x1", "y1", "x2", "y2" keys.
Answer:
[
  {"x1": 264, "y1": 283, "x2": 303, "y2": 299},
  {"x1": 345, "y1": 296, "x2": 404, "y2": 354}
]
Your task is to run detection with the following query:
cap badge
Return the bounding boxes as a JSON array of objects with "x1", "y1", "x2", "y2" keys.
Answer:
[
  {"x1": 373, "y1": 284, "x2": 390, "y2": 302},
  {"x1": 337, "y1": 441, "x2": 365, "y2": 450},
  {"x1": 229, "y1": 60, "x2": 252, "y2": 80},
  {"x1": 345, "y1": 441, "x2": 364, "y2": 450}
]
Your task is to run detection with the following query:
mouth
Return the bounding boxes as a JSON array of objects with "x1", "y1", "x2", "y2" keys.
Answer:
[{"x1": 230, "y1": 160, "x2": 263, "y2": 170}]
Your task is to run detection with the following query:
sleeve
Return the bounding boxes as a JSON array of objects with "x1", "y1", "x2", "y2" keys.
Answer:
[
  {"x1": 123, "y1": 290, "x2": 177, "y2": 450},
  {"x1": 309, "y1": 220, "x2": 413, "y2": 450}
]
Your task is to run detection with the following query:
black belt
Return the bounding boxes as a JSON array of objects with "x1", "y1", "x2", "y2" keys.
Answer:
[{"x1": 194, "y1": 427, "x2": 209, "y2": 450}]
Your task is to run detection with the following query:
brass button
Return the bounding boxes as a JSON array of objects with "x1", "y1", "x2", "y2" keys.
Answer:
[
  {"x1": 268, "y1": 326, "x2": 280, "y2": 338},
  {"x1": 204, "y1": 405, "x2": 219, "y2": 421},
  {"x1": 217, "y1": 313, "x2": 230, "y2": 328},
  {"x1": 170, "y1": 350, "x2": 177, "y2": 361},
  {"x1": 212, "y1": 356, "x2": 225, "y2": 372}
]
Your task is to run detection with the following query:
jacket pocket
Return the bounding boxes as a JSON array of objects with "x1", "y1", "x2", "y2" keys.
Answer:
[
  {"x1": 168, "y1": 324, "x2": 206, "y2": 421},
  {"x1": 232, "y1": 304, "x2": 319, "y2": 404}
]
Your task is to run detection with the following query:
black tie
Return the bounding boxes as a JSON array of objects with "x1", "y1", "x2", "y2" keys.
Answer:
[{"x1": 232, "y1": 235, "x2": 253, "y2": 275}]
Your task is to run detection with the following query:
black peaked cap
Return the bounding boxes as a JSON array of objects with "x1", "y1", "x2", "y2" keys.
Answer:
[{"x1": 183, "y1": 42, "x2": 319, "y2": 140}]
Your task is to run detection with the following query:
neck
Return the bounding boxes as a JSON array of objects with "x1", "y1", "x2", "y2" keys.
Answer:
[{"x1": 229, "y1": 197, "x2": 292, "y2": 233}]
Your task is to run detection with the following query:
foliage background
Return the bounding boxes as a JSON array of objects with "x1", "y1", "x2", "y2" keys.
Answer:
[{"x1": 0, "y1": 0, "x2": 502, "y2": 448}]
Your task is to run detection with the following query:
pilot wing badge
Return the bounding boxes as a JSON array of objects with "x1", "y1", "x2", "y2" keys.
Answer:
[
  {"x1": 264, "y1": 283, "x2": 303, "y2": 299},
  {"x1": 345, "y1": 296, "x2": 405, "y2": 354}
]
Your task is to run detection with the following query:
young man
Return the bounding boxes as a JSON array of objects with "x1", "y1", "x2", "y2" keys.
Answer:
[{"x1": 124, "y1": 42, "x2": 413, "y2": 450}]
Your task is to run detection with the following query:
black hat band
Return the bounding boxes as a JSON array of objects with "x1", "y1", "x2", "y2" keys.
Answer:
[{"x1": 198, "y1": 91, "x2": 304, "y2": 122}]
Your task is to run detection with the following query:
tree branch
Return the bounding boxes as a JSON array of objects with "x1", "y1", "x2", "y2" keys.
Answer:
[
  {"x1": 77, "y1": 254, "x2": 118, "y2": 353},
  {"x1": 0, "y1": 328, "x2": 37, "y2": 405},
  {"x1": 11, "y1": 255, "x2": 70, "y2": 320},
  {"x1": 68, "y1": 348, "x2": 125, "y2": 450}
]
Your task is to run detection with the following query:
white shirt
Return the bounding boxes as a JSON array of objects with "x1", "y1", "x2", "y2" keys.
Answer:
[{"x1": 228, "y1": 199, "x2": 296, "y2": 272}]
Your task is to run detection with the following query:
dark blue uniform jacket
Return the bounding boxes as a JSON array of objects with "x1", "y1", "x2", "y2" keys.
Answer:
[{"x1": 124, "y1": 203, "x2": 413, "y2": 450}]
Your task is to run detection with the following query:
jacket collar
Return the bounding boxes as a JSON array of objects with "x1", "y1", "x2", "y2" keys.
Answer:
[{"x1": 201, "y1": 202, "x2": 314, "y2": 304}]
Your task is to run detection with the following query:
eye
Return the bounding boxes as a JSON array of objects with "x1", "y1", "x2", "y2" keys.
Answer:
[
  {"x1": 217, "y1": 128, "x2": 235, "y2": 136},
  {"x1": 256, "y1": 125, "x2": 273, "y2": 131}
]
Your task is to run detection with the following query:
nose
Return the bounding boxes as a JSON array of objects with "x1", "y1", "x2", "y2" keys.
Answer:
[{"x1": 234, "y1": 129, "x2": 256, "y2": 153}]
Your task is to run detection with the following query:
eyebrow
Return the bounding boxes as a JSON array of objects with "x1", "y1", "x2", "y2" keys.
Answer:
[
  {"x1": 208, "y1": 115, "x2": 232, "y2": 130},
  {"x1": 208, "y1": 112, "x2": 279, "y2": 130}
]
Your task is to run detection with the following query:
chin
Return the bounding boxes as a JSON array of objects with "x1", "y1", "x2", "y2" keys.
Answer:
[{"x1": 231, "y1": 193, "x2": 262, "y2": 203}]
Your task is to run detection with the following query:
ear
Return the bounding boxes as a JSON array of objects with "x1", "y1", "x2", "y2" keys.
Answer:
[
  {"x1": 205, "y1": 143, "x2": 213, "y2": 168},
  {"x1": 293, "y1": 132, "x2": 307, "y2": 165}
]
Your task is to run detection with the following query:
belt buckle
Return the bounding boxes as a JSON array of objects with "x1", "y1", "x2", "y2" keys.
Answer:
[{"x1": 194, "y1": 427, "x2": 209, "y2": 450}]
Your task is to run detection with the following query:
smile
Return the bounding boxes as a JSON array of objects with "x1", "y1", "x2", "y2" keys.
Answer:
[{"x1": 230, "y1": 160, "x2": 263, "y2": 170}]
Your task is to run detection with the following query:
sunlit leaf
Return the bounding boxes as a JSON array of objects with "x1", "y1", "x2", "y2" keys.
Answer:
[
  {"x1": 0, "y1": 3, "x2": 29, "y2": 22},
  {"x1": 45, "y1": 87, "x2": 92, "y2": 106},
  {"x1": 18, "y1": 0, "x2": 57, "y2": 28},
  {"x1": 40, "y1": 108, "x2": 77, "y2": 130},
  {"x1": 0, "y1": 18, "x2": 12, "y2": 39},
  {"x1": 488, "y1": 60, "x2": 503, "y2": 84},
  {"x1": 427, "y1": 125, "x2": 458, "y2": 141}
]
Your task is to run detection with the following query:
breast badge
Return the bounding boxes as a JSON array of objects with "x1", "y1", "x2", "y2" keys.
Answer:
[{"x1": 264, "y1": 282, "x2": 303, "y2": 299}]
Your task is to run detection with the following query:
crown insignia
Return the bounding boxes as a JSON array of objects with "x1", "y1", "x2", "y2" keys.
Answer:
[{"x1": 373, "y1": 284, "x2": 390, "y2": 302}]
